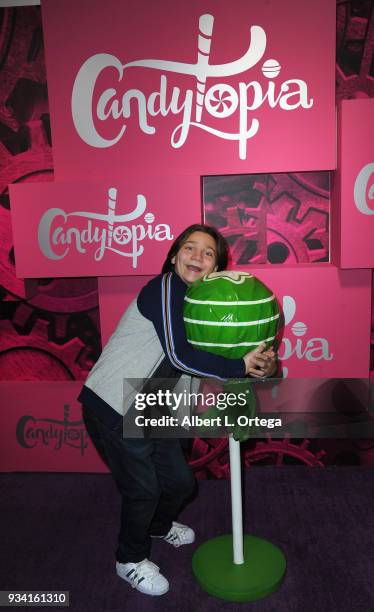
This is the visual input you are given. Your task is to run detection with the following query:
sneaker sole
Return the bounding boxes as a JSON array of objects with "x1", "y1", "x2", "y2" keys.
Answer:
[
  {"x1": 116, "y1": 569, "x2": 169, "y2": 596},
  {"x1": 137, "y1": 582, "x2": 169, "y2": 596}
]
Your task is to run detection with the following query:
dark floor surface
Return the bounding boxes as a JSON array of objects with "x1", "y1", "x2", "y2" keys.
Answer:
[{"x1": 1, "y1": 467, "x2": 374, "y2": 612}]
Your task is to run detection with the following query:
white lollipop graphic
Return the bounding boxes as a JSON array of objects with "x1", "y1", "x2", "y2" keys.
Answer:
[
  {"x1": 292, "y1": 321, "x2": 307, "y2": 337},
  {"x1": 107, "y1": 187, "x2": 117, "y2": 247},
  {"x1": 262, "y1": 58, "x2": 281, "y2": 78},
  {"x1": 204, "y1": 84, "x2": 238, "y2": 118},
  {"x1": 195, "y1": 14, "x2": 214, "y2": 122},
  {"x1": 282, "y1": 295, "x2": 296, "y2": 326}
]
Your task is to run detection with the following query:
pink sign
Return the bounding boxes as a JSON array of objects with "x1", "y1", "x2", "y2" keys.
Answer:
[
  {"x1": 0, "y1": 382, "x2": 108, "y2": 472},
  {"x1": 10, "y1": 177, "x2": 200, "y2": 278},
  {"x1": 41, "y1": 0, "x2": 336, "y2": 179},
  {"x1": 332, "y1": 99, "x2": 374, "y2": 268},
  {"x1": 99, "y1": 266, "x2": 371, "y2": 379},
  {"x1": 251, "y1": 265, "x2": 371, "y2": 378}
]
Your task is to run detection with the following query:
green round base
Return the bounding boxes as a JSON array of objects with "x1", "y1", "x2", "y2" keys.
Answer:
[{"x1": 192, "y1": 534, "x2": 286, "y2": 602}]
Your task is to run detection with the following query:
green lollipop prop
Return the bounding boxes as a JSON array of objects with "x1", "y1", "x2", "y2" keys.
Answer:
[
  {"x1": 184, "y1": 270, "x2": 280, "y2": 441},
  {"x1": 184, "y1": 271, "x2": 286, "y2": 601}
]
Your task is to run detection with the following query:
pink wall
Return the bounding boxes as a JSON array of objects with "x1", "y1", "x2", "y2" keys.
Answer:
[
  {"x1": 1, "y1": 2, "x2": 373, "y2": 472},
  {"x1": 332, "y1": 99, "x2": 374, "y2": 268}
]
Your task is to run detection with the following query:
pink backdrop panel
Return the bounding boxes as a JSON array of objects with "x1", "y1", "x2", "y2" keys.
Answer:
[
  {"x1": 236, "y1": 265, "x2": 371, "y2": 378},
  {"x1": 41, "y1": 0, "x2": 336, "y2": 179},
  {"x1": 98, "y1": 265, "x2": 371, "y2": 378},
  {"x1": 0, "y1": 382, "x2": 108, "y2": 472},
  {"x1": 334, "y1": 99, "x2": 374, "y2": 269},
  {"x1": 10, "y1": 177, "x2": 201, "y2": 278}
]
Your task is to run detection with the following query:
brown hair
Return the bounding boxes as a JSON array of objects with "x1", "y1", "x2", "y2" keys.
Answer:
[{"x1": 161, "y1": 224, "x2": 229, "y2": 274}]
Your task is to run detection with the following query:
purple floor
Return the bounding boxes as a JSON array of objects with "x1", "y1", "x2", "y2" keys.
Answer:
[{"x1": 1, "y1": 466, "x2": 374, "y2": 612}]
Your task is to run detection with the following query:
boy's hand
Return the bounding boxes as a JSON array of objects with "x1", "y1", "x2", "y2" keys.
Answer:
[{"x1": 243, "y1": 344, "x2": 278, "y2": 378}]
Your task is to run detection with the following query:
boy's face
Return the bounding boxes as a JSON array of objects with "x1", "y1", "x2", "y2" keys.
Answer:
[{"x1": 172, "y1": 231, "x2": 217, "y2": 285}]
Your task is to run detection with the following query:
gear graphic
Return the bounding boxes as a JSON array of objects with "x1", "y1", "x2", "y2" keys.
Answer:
[
  {"x1": 0, "y1": 9, "x2": 15, "y2": 73},
  {"x1": 9, "y1": 302, "x2": 100, "y2": 370},
  {"x1": 0, "y1": 121, "x2": 100, "y2": 378},
  {"x1": 204, "y1": 173, "x2": 330, "y2": 264},
  {"x1": 0, "y1": 318, "x2": 90, "y2": 380},
  {"x1": 0, "y1": 6, "x2": 53, "y2": 301},
  {"x1": 336, "y1": 0, "x2": 374, "y2": 100},
  {"x1": 307, "y1": 438, "x2": 374, "y2": 466},
  {"x1": 0, "y1": 7, "x2": 102, "y2": 380},
  {"x1": 266, "y1": 206, "x2": 328, "y2": 264},
  {"x1": 187, "y1": 435, "x2": 327, "y2": 478},
  {"x1": 0, "y1": 7, "x2": 46, "y2": 136},
  {"x1": 187, "y1": 438, "x2": 230, "y2": 479},
  {"x1": 0, "y1": 5, "x2": 52, "y2": 297},
  {"x1": 244, "y1": 435, "x2": 327, "y2": 467}
]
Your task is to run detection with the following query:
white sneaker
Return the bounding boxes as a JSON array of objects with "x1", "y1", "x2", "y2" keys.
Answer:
[
  {"x1": 163, "y1": 522, "x2": 195, "y2": 547},
  {"x1": 116, "y1": 558, "x2": 169, "y2": 596}
]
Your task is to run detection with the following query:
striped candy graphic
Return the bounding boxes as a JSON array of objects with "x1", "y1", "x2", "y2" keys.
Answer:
[{"x1": 184, "y1": 271, "x2": 280, "y2": 359}]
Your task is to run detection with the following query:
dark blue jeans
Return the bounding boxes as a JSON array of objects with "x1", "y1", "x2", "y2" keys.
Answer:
[{"x1": 82, "y1": 405, "x2": 196, "y2": 563}]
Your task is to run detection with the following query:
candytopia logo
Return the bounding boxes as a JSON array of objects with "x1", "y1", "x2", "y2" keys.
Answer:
[
  {"x1": 16, "y1": 405, "x2": 88, "y2": 456},
  {"x1": 279, "y1": 296, "x2": 333, "y2": 376},
  {"x1": 72, "y1": 14, "x2": 313, "y2": 160},
  {"x1": 37, "y1": 187, "x2": 173, "y2": 268}
]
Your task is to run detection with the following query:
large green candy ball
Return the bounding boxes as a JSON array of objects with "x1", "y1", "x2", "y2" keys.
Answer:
[{"x1": 184, "y1": 271, "x2": 280, "y2": 359}]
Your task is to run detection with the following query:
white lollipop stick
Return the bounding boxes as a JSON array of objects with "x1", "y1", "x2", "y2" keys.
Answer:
[
  {"x1": 195, "y1": 14, "x2": 214, "y2": 122},
  {"x1": 107, "y1": 187, "x2": 117, "y2": 247},
  {"x1": 229, "y1": 435, "x2": 244, "y2": 564}
]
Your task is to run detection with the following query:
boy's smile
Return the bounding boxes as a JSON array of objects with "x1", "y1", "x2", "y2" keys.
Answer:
[{"x1": 172, "y1": 231, "x2": 217, "y2": 285}]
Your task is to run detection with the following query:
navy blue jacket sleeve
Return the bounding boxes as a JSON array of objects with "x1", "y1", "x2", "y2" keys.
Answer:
[{"x1": 137, "y1": 272, "x2": 246, "y2": 380}]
